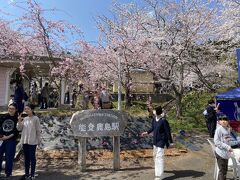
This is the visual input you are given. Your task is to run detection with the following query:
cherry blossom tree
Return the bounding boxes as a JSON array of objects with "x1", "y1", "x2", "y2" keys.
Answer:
[
  {"x1": 215, "y1": 0, "x2": 240, "y2": 72},
  {"x1": 1, "y1": 0, "x2": 83, "y2": 105},
  {"x1": 132, "y1": 0, "x2": 235, "y2": 117},
  {"x1": 88, "y1": 0, "x2": 235, "y2": 117},
  {"x1": 13, "y1": 0, "x2": 82, "y2": 67},
  {"x1": 218, "y1": 0, "x2": 240, "y2": 44}
]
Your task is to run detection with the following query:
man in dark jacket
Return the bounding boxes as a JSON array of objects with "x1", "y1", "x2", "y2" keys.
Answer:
[
  {"x1": 141, "y1": 106, "x2": 173, "y2": 180},
  {"x1": 206, "y1": 99, "x2": 218, "y2": 138},
  {"x1": 14, "y1": 78, "x2": 25, "y2": 113}
]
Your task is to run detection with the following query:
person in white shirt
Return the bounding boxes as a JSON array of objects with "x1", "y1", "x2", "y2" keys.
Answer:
[{"x1": 17, "y1": 104, "x2": 41, "y2": 180}]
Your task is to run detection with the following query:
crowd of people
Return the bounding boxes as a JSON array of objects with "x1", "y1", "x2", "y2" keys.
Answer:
[
  {"x1": 5, "y1": 75, "x2": 176, "y2": 180},
  {"x1": 73, "y1": 86, "x2": 114, "y2": 110},
  {"x1": 5, "y1": 74, "x2": 240, "y2": 180},
  {"x1": 10, "y1": 74, "x2": 115, "y2": 111},
  {"x1": 10, "y1": 76, "x2": 58, "y2": 111}
]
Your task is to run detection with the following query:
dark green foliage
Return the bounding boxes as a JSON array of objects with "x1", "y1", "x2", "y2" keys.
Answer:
[{"x1": 167, "y1": 91, "x2": 216, "y2": 133}]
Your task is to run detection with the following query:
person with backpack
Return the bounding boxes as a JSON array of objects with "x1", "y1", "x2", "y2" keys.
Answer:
[{"x1": 205, "y1": 99, "x2": 218, "y2": 138}]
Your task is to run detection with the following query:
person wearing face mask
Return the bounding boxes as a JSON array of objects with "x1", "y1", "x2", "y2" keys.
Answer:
[
  {"x1": 17, "y1": 104, "x2": 41, "y2": 180},
  {"x1": 141, "y1": 106, "x2": 173, "y2": 180},
  {"x1": 0, "y1": 103, "x2": 19, "y2": 179}
]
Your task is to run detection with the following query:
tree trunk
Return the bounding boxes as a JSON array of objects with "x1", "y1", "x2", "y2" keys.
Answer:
[
  {"x1": 175, "y1": 93, "x2": 183, "y2": 119},
  {"x1": 172, "y1": 63, "x2": 184, "y2": 119},
  {"x1": 124, "y1": 83, "x2": 132, "y2": 108}
]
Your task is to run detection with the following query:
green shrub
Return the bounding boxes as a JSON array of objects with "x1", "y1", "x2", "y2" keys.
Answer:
[{"x1": 167, "y1": 91, "x2": 216, "y2": 133}]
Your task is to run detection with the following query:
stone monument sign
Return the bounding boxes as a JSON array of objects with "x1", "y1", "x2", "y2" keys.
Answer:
[
  {"x1": 70, "y1": 109, "x2": 127, "y2": 137},
  {"x1": 70, "y1": 109, "x2": 128, "y2": 171}
]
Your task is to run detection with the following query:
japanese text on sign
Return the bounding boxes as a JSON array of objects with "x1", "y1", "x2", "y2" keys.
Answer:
[{"x1": 79, "y1": 122, "x2": 119, "y2": 132}]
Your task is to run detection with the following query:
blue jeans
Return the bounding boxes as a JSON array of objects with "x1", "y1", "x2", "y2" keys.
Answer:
[
  {"x1": 23, "y1": 144, "x2": 37, "y2": 177},
  {"x1": 0, "y1": 139, "x2": 17, "y2": 176}
]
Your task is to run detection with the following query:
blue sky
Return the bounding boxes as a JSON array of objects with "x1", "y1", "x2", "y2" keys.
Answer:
[{"x1": 0, "y1": 0, "x2": 138, "y2": 44}]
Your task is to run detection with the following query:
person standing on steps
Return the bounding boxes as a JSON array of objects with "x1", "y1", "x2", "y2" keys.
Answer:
[
  {"x1": 141, "y1": 106, "x2": 173, "y2": 180},
  {"x1": 40, "y1": 83, "x2": 49, "y2": 109},
  {"x1": 14, "y1": 76, "x2": 25, "y2": 113},
  {"x1": 100, "y1": 87, "x2": 112, "y2": 109}
]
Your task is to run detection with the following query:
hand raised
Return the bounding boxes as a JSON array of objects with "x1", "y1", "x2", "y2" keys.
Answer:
[
  {"x1": 18, "y1": 113, "x2": 23, "y2": 122},
  {"x1": 141, "y1": 132, "x2": 148, "y2": 137}
]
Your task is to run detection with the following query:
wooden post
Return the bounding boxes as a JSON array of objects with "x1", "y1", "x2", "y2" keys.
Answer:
[
  {"x1": 78, "y1": 137, "x2": 86, "y2": 172},
  {"x1": 113, "y1": 136, "x2": 120, "y2": 170}
]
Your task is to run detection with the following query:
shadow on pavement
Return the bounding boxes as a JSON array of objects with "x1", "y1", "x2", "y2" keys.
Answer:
[
  {"x1": 163, "y1": 170, "x2": 205, "y2": 180},
  {"x1": 12, "y1": 173, "x2": 80, "y2": 180}
]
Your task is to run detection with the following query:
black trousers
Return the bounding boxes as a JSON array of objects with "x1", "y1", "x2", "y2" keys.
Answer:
[
  {"x1": 207, "y1": 121, "x2": 216, "y2": 138},
  {"x1": 215, "y1": 153, "x2": 228, "y2": 180},
  {"x1": 41, "y1": 97, "x2": 48, "y2": 109},
  {"x1": 23, "y1": 144, "x2": 37, "y2": 177}
]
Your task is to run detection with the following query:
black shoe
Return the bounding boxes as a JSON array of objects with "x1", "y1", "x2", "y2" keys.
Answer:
[
  {"x1": 19, "y1": 175, "x2": 29, "y2": 180},
  {"x1": 5, "y1": 175, "x2": 11, "y2": 180}
]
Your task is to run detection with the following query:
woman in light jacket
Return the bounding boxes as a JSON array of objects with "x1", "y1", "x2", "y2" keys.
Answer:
[{"x1": 17, "y1": 104, "x2": 41, "y2": 180}]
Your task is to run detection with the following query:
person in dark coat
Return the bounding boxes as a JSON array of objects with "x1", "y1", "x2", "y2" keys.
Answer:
[
  {"x1": 14, "y1": 78, "x2": 25, "y2": 113},
  {"x1": 40, "y1": 83, "x2": 49, "y2": 109},
  {"x1": 141, "y1": 106, "x2": 173, "y2": 180},
  {"x1": 206, "y1": 99, "x2": 218, "y2": 138}
]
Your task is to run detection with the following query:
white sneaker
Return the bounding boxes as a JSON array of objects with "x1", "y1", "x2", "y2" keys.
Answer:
[{"x1": 154, "y1": 177, "x2": 162, "y2": 180}]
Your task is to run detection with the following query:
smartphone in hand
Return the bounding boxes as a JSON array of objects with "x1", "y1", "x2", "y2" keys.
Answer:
[{"x1": 21, "y1": 113, "x2": 28, "y2": 118}]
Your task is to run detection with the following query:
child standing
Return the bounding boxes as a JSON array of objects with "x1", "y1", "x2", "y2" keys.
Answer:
[
  {"x1": 17, "y1": 104, "x2": 41, "y2": 180},
  {"x1": 214, "y1": 115, "x2": 232, "y2": 180}
]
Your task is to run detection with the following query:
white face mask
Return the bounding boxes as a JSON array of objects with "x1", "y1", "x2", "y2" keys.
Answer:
[{"x1": 153, "y1": 110, "x2": 156, "y2": 115}]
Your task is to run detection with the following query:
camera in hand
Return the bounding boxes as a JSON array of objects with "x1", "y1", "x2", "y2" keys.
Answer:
[{"x1": 21, "y1": 113, "x2": 28, "y2": 118}]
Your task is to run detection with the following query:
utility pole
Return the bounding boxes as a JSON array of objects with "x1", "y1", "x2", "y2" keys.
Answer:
[{"x1": 118, "y1": 51, "x2": 122, "y2": 111}]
